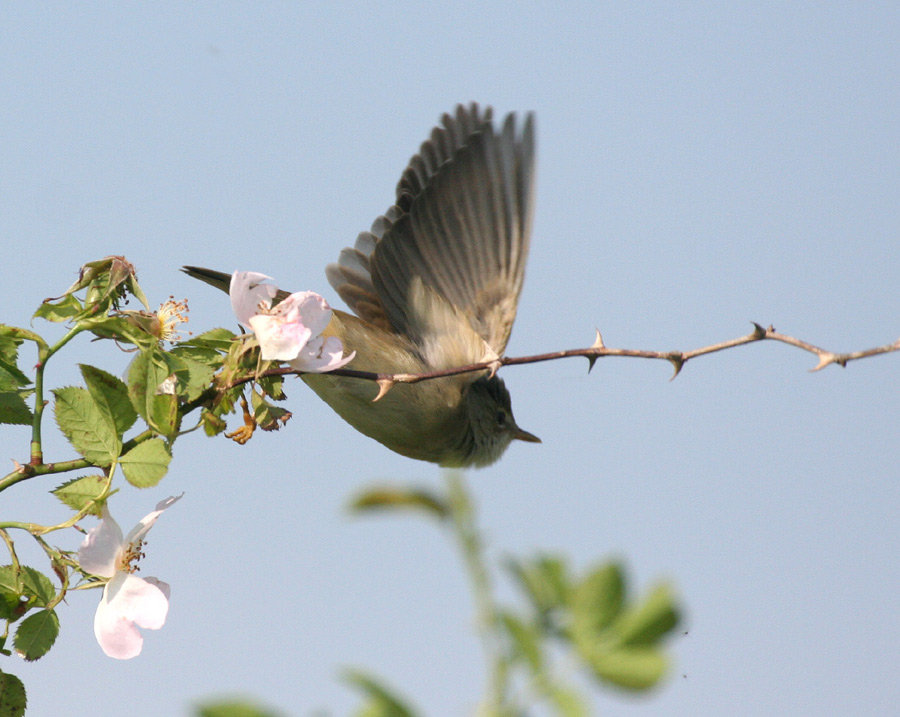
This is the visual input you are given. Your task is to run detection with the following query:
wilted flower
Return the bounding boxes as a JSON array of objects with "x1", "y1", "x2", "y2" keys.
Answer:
[
  {"x1": 78, "y1": 495, "x2": 182, "y2": 659},
  {"x1": 154, "y1": 297, "x2": 190, "y2": 342},
  {"x1": 229, "y1": 271, "x2": 354, "y2": 372}
]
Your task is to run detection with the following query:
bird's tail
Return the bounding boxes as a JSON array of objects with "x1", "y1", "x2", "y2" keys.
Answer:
[{"x1": 181, "y1": 266, "x2": 232, "y2": 295}]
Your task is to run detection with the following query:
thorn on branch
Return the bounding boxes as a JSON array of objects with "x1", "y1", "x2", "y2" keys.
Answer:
[
  {"x1": 373, "y1": 378, "x2": 395, "y2": 402},
  {"x1": 666, "y1": 353, "x2": 685, "y2": 381}
]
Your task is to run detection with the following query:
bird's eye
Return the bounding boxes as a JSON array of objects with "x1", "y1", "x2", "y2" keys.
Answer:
[{"x1": 496, "y1": 410, "x2": 507, "y2": 427}]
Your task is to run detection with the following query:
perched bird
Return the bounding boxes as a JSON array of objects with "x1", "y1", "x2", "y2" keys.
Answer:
[{"x1": 185, "y1": 103, "x2": 539, "y2": 467}]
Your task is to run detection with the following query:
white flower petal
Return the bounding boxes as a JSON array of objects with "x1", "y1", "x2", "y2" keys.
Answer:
[
  {"x1": 94, "y1": 573, "x2": 169, "y2": 659},
  {"x1": 290, "y1": 336, "x2": 356, "y2": 373},
  {"x1": 78, "y1": 504, "x2": 124, "y2": 578},
  {"x1": 123, "y1": 494, "x2": 183, "y2": 546},
  {"x1": 144, "y1": 576, "x2": 171, "y2": 602},
  {"x1": 291, "y1": 291, "x2": 333, "y2": 336},
  {"x1": 94, "y1": 595, "x2": 144, "y2": 659},
  {"x1": 229, "y1": 271, "x2": 277, "y2": 326},
  {"x1": 248, "y1": 314, "x2": 313, "y2": 361}
]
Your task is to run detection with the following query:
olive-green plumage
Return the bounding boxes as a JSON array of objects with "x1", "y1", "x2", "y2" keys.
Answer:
[{"x1": 184, "y1": 103, "x2": 540, "y2": 467}]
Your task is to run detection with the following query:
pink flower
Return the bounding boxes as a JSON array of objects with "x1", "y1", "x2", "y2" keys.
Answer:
[
  {"x1": 229, "y1": 271, "x2": 355, "y2": 372},
  {"x1": 77, "y1": 495, "x2": 182, "y2": 659}
]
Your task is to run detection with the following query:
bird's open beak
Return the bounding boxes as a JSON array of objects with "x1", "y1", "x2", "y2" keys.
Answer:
[{"x1": 513, "y1": 426, "x2": 542, "y2": 443}]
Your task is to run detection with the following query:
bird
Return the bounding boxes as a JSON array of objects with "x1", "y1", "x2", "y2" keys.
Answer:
[{"x1": 184, "y1": 103, "x2": 540, "y2": 467}]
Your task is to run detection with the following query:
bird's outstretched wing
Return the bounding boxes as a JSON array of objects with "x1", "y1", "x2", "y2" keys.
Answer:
[{"x1": 326, "y1": 103, "x2": 536, "y2": 356}]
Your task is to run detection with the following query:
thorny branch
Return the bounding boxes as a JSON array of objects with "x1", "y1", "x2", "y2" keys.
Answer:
[{"x1": 238, "y1": 323, "x2": 900, "y2": 400}]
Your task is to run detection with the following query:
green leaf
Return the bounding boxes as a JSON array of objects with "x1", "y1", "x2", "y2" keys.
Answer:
[
  {"x1": 180, "y1": 327, "x2": 237, "y2": 352},
  {"x1": 0, "y1": 670, "x2": 27, "y2": 717},
  {"x1": 348, "y1": 485, "x2": 450, "y2": 521},
  {"x1": 0, "y1": 358, "x2": 30, "y2": 392},
  {"x1": 343, "y1": 669, "x2": 418, "y2": 717},
  {"x1": 0, "y1": 393, "x2": 32, "y2": 426},
  {"x1": 258, "y1": 374, "x2": 285, "y2": 400},
  {"x1": 497, "y1": 610, "x2": 543, "y2": 672},
  {"x1": 612, "y1": 584, "x2": 680, "y2": 647},
  {"x1": 546, "y1": 685, "x2": 589, "y2": 717},
  {"x1": 170, "y1": 344, "x2": 222, "y2": 367},
  {"x1": 585, "y1": 647, "x2": 667, "y2": 691},
  {"x1": 32, "y1": 293, "x2": 83, "y2": 323},
  {"x1": 125, "y1": 272, "x2": 150, "y2": 310},
  {"x1": 202, "y1": 410, "x2": 228, "y2": 436},
  {"x1": 80, "y1": 364, "x2": 137, "y2": 435},
  {"x1": 167, "y1": 351, "x2": 216, "y2": 402},
  {"x1": 19, "y1": 567, "x2": 55, "y2": 608},
  {"x1": 119, "y1": 439, "x2": 171, "y2": 488},
  {"x1": 0, "y1": 583, "x2": 25, "y2": 622},
  {"x1": 251, "y1": 397, "x2": 291, "y2": 432},
  {"x1": 0, "y1": 567, "x2": 22, "y2": 597},
  {"x1": 0, "y1": 566, "x2": 55, "y2": 618},
  {"x1": 195, "y1": 700, "x2": 283, "y2": 717},
  {"x1": 12, "y1": 610, "x2": 59, "y2": 661},
  {"x1": 127, "y1": 350, "x2": 178, "y2": 438},
  {"x1": 82, "y1": 315, "x2": 158, "y2": 349},
  {"x1": 52, "y1": 386, "x2": 121, "y2": 465},
  {"x1": 571, "y1": 562, "x2": 626, "y2": 640},
  {"x1": 51, "y1": 475, "x2": 106, "y2": 516},
  {"x1": 506, "y1": 554, "x2": 570, "y2": 618}
]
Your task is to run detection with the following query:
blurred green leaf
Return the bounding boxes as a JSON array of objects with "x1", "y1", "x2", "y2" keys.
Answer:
[
  {"x1": 127, "y1": 350, "x2": 178, "y2": 438},
  {"x1": 497, "y1": 610, "x2": 543, "y2": 672},
  {"x1": 546, "y1": 684, "x2": 589, "y2": 717},
  {"x1": 51, "y1": 475, "x2": 106, "y2": 516},
  {"x1": 0, "y1": 669, "x2": 27, "y2": 717},
  {"x1": 349, "y1": 485, "x2": 450, "y2": 521},
  {"x1": 612, "y1": 584, "x2": 679, "y2": 647},
  {"x1": 12, "y1": 610, "x2": 58, "y2": 662},
  {"x1": 343, "y1": 669, "x2": 419, "y2": 717},
  {"x1": 585, "y1": 646, "x2": 667, "y2": 690},
  {"x1": 80, "y1": 364, "x2": 137, "y2": 436},
  {"x1": 506, "y1": 554, "x2": 570, "y2": 619},
  {"x1": 119, "y1": 439, "x2": 172, "y2": 488},
  {"x1": 194, "y1": 700, "x2": 283, "y2": 717},
  {"x1": 52, "y1": 387, "x2": 121, "y2": 465},
  {"x1": 571, "y1": 562, "x2": 625, "y2": 640},
  {"x1": 0, "y1": 393, "x2": 32, "y2": 426}
]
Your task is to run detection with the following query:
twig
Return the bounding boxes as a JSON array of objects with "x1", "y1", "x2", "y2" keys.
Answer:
[{"x1": 230, "y1": 323, "x2": 899, "y2": 398}]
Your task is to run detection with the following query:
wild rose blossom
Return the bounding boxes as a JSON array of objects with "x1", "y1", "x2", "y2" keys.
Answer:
[
  {"x1": 78, "y1": 495, "x2": 182, "y2": 659},
  {"x1": 229, "y1": 271, "x2": 354, "y2": 372}
]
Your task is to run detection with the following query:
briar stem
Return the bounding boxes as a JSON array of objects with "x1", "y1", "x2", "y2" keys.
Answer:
[{"x1": 30, "y1": 325, "x2": 82, "y2": 466}]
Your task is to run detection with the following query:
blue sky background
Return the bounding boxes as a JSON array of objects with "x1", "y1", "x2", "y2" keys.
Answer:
[{"x1": 2, "y1": 4, "x2": 899, "y2": 715}]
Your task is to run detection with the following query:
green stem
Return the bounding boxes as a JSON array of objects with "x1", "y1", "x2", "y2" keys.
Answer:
[
  {"x1": 0, "y1": 428, "x2": 152, "y2": 492},
  {"x1": 446, "y1": 473, "x2": 508, "y2": 714},
  {"x1": 0, "y1": 530, "x2": 21, "y2": 573},
  {"x1": 30, "y1": 325, "x2": 83, "y2": 466}
]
